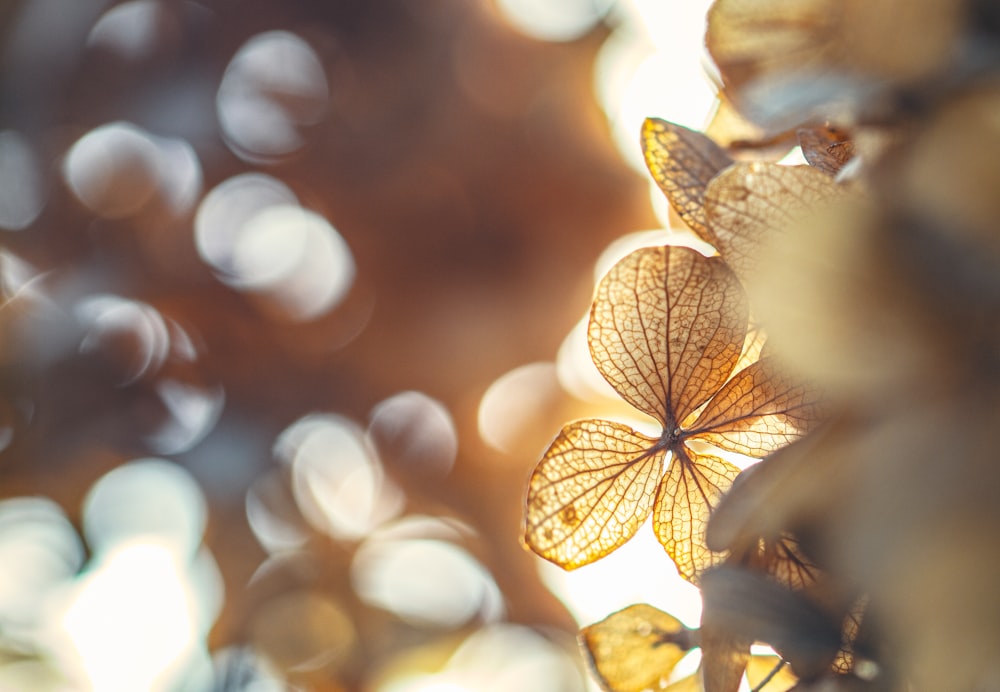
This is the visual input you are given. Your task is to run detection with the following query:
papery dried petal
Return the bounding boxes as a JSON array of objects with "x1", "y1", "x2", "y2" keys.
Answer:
[
  {"x1": 687, "y1": 357, "x2": 824, "y2": 458},
  {"x1": 524, "y1": 419, "x2": 663, "y2": 569},
  {"x1": 589, "y1": 246, "x2": 749, "y2": 426},
  {"x1": 642, "y1": 118, "x2": 733, "y2": 242},
  {"x1": 703, "y1": 162, "x2": 843, "y2": 286},
  {"x1": 654, "y1": 446, "x2": 741, "y2": 582}
]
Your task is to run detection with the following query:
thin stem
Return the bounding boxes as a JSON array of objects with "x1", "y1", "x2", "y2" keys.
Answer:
[{"x1": 752, "y1": 658, "x2": 787, "y2": 692}]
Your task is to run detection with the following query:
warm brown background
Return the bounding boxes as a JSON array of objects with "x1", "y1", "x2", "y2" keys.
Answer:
[{"x1": 0, "y1": 0, "x2": 655, "y2": 687}]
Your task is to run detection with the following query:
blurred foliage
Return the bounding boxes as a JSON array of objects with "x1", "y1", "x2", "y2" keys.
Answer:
[{"x1": 0, "y1": 0, "x2": 657, "y2": 690}]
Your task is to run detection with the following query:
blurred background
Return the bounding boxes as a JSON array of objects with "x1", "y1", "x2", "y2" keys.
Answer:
[{"x1": 0, "y1": 0, "x2": 720, "y2": 689}]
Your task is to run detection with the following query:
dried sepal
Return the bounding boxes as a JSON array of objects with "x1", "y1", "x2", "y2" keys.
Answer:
[
  {"x1": 703, "y1": 162, "x2": 843, "y2": 286},
  {"x1": 580, "y1": 603, "x2": 696, "y2": 692},
  {"x1": 589, "y1": 246, "x2": 748, "y2": 425},
  {"x1": 701, "y1": 566, "x2": 842, "y2": 683},
  {"x1": 705, "y1": 422, "x2": 852, "y2": 556},
  {"x1": 686, "y1": 357, "x2": 825, "y2": 459},
  {"x1": 523, "y1": 420, "x2": 663, "y2": 569},
  {"x1": 706, "y1": 0, "x2": 964, "y2": 126},
  {"x1": 641, "y1": 118, "x2": 733, "y2": 242},
  {"x1": 797, "y1": 125, "x2": 856, "y2": 176},
  {"x1": 655, "y1": 447, "x2": 742, "y2": 581}
]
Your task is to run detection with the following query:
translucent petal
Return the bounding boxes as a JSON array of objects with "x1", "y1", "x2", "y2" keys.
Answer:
[
  {"x1": 524, "y1": 420, "x2": 664, "y2": 570},
  {"x1": 686, "y1": 357, "x2": 824, "y2": 458},
  {"x1": 764, "y1": 534, "x2": 819, "y2": 592},
  {"x1": 654, "y1": 446, "x2": 741, "y2": 582},
  {"x1": 641, "y1": 118, "x2": 733, "y2": 242},
  {"x1": 589, "y1": 246, "x2": 749, "y2": 426},
  {"x1": 703, "y1": 162, "x2": 842, "y2": 286}
]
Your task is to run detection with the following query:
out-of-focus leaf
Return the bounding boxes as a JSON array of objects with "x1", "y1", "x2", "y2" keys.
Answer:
[
  {"x1": 890, "y1": 87, "x2": 1000, "y2": 277},
  {"x1": 706, "y1": 0, "x2": 963, "y2": 126},
  {"x1": 641, "y1": 118, "x2": 733, "y2": 242},
  {"x1": 744, "y1": 185, "x2": 945, "y2": 398},
  {"x1": 706, "y1": 0, "x2": 831, "y2": 94},
  {"x1": 523, "y1": 420, "x2": 662, "y2": 570},
  {"x1": 703, "y1": 162, "x2": 843, "y2": 286},
  {"x1": 580, "y1": 603, "x2": 696, "y2": 692},
  {"x1": 763, "y1": 534, "x2": 819, "y2": 592},
  {"x1": 701, "y1": 566, "x2": 842, "y2": 682},
  {"x1": 700, "y1": 623, "x2": 750, "y2": 692},
  {"x1": 797, "y1": 126, "x2": 855, "y2": 176}
]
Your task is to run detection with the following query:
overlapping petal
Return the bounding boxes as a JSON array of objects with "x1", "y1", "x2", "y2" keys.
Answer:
[
  {"x1": 641, "y1": 118, "x2": 733, "y2": 242},
  {"x1": 703, "y1": 162, "x2": 842, "y2": 285},
  {"x1": 686, "y1": 357, "x2": 824, "y2": 458}
]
